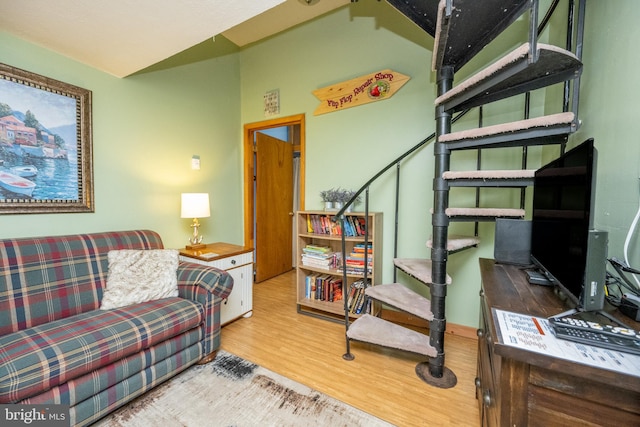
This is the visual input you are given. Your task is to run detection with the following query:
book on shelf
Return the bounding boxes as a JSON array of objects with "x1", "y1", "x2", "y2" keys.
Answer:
[
  {"x1": 344, "y1": 216, "x2": 356, "y2": 237},
  {"x1": 341, "y1": 217, "x2": 351, "y2": 236},
  {"x1": 356, "y1": 217, "x2": 368, "y2": 236},
  {"x1": 352, "y1": 242, "x2": 373, "y2": 253},
  {"x1": 303, "y1": 213, "x2": 370, "y2": 237},
  {"x1": 346, "y1": 251, "x2": 367, "y2": 259},
  {"x1": 305, "y1": 273, "x2": 315, "y2": 299},
  {"x1": 315, "y1": 274, "x2": 329, "y2": 300},
  {"x1": 329, "y1": 277, "x2": 343, "y2": 302},
  {"x1": 346, "y1": 279, "x2": 371, "y2": 314},
  {"x1": 302, "y1": 244, "x2": 332, "y2": 254},
  {"x1": 350, "y1": 216, "x2": 362, "y2": 236}
]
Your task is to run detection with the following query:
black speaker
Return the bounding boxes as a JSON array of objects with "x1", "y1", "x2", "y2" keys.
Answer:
[{"x1": 494, "y1": 219, "x2": 531, "y2": 265}]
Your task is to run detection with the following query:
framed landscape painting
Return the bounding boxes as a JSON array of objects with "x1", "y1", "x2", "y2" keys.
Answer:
[{"x1": 0, "y1": 63, "x2": 93, "y2": 214}]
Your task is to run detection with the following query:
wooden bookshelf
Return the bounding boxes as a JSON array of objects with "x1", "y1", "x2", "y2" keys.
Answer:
[{"x1": 295, "y1": 210, "x2": 382, "y2": 320}]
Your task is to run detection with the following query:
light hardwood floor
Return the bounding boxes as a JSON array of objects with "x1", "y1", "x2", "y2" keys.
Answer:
[{"x1": 220, "y1": 270, "x2": 480, "y2": 426}]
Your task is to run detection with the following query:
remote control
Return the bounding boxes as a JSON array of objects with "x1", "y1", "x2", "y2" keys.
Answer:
[
  {"x1": 526, "y1": 270, "x2": 553, "y2": 286},
  {"x1": 548, "y1": 316, "x2": 640, "y2": 356}
]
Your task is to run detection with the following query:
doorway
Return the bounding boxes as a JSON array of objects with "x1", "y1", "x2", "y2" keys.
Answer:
[{"x1": 243, "y1": 114, "x2": 305, "y2": 283}]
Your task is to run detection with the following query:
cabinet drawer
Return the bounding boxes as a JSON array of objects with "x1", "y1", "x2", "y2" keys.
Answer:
[
  {"x1": 181, "y1": 251, "x2": 253, "y2": 271},
  {"x1": 210, "y1": 252, "x2": 252, "y2": 270}
]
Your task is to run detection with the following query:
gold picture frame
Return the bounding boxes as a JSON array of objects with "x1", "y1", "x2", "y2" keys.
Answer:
[{"x1": 0, "y1": 63, "x2": 93, "y2": 214}]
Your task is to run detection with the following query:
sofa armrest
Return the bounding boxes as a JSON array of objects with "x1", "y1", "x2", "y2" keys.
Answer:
[
  {"x1": 176, "y1": 261, "x2": 233, "y2": 357},
  {"x1": 176, "y1": 262, "x2": 233, "y2": 302}
]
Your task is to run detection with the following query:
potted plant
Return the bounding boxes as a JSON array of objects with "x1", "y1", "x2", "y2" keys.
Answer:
[
  {"x1": 329, "y1": 187, "x2": 345, "y2": 210},
  {"x1": 320, "y1": 188, "x2": 338, "y2": 211},
  {"x1": 340, "y1": 189, "x2": 362, "y2": 212}
]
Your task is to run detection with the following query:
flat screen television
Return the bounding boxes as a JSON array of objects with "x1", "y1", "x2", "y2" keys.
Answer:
[{"x1": 530, "y1": 138, "x2": 608, "y2": 313}]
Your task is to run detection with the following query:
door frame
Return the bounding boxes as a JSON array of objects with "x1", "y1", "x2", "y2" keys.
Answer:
[{"x1": 243, "y1": 113, "x2": 306, "y2": 249}]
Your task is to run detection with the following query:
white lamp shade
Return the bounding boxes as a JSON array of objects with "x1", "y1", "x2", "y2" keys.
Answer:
[{"x1": 181, "y1": 193, "x2": 211, "y2": 218}]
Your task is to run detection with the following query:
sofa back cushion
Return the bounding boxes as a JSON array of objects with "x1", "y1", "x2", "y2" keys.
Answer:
[{"x1": 0, "y1": 230, "x2": 164, "y2": 335}]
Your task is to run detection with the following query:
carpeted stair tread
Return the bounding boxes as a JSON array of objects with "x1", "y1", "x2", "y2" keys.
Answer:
[
  {"x1": 443, "y1": 169, "x2": 535, "y2": 180},
  {"x1": 432, "y1": 0, "x2": 530, "y2": 72},
  {"x1": 438, "y1": 112, "x2": 576, "y2": 150},
  {"x1": 445, "y1": 207, "x2": 525, "y2": 220},
  {"x1": 426, "y1": 234, "x2": 480, "y2": 252},
  {"x1": 365, "y1": 283, "x2": 433, "y2": 321},
  {"x1": 394, "y1": 258, "x2": 452, "y2": 285},
  {"x1": 444, "y1": 169, "x2": 535, "y2": 187},
  {"x1": 347, "y1": 314, "x2": 437, "y2": 358},
  {"x1": 435, "y1": 43, "x2": 582, "y2": 112}
]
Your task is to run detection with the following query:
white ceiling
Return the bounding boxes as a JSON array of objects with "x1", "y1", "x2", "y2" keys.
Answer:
[{"x1": 0, "y1": 0, "x2": 350, "y2": 78}]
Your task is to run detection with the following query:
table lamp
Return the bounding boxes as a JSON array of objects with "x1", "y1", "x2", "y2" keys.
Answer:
[{"x1": 181, "y1": 193, "x2": 210, "y2": 250}]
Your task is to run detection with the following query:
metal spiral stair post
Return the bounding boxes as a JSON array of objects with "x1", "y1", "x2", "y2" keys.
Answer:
[{"x1": 416, "y1": 64, "x2": 457, "y2": 388}]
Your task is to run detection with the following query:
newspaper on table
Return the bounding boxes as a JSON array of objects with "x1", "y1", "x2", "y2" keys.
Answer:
[{"x1": 493, "y1": 308, "x2": 640, "y2": 377}]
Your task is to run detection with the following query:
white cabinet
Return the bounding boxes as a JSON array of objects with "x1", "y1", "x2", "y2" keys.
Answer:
[{"x1": 179, "y1": 242, "x2": 254, "y2": 325}]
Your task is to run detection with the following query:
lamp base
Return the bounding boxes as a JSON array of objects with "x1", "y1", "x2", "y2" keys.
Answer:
[{"x1": 185, "y1": 243, "x2": 207, "y2": 250}]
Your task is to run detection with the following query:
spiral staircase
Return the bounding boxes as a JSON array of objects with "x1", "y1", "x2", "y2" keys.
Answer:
[{"x1": 343, "y1": 0, "x2": 585, "y2": 388}]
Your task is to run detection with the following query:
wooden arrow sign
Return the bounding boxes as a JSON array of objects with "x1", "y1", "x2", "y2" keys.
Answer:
[{"x1": 312, "y1": 69, "x2": 410, "y2": 116}]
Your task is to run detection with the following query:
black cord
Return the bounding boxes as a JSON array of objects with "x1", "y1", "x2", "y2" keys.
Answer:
[
  {"x1": 607, "y1": 259, "x2": 640, "y2": 297},
  {"x1": 605, "y1": 272, "x2": 623, "y2": 307}
]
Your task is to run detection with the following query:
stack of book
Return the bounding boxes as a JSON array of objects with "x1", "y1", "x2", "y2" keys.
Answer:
[
  {"x1": 300, "y1": 244, "x2": 341, "y2": 270},
  {"x1": 342, "y1": 243, "x2": 373, "y2": 275},
  {"x1": 346, "y1": 278, "x2": 371, "y2": 314},
  {"x1": 304, "y1": 274, "x2": 343, "y2": 302}
]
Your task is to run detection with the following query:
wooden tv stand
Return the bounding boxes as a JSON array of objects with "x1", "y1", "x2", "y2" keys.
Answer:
[{"x1": 477, "y1": 258, "x2": 640, "y2": 426}]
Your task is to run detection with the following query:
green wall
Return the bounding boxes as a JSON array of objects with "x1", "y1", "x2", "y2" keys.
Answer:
[
  {"x1": 577, "y1": 1, "x2": 640, "y2": 270},
  {"x1": 1, "y1": 1, "x2": 639, "y2": 328},
  {"x1": 0, "y1": 32, "x2": 245, "y2": 249}
]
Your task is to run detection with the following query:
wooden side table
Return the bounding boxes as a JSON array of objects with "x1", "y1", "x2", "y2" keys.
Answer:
[{"x1": 179, "y1": 242, "x2": 254, "y2": 325}]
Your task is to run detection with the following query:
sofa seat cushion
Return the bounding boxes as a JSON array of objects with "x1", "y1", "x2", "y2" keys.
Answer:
[
  {"x1": 0, "y1": 297, "x2": 203, "y2": 403},
  {"x1": 22, "y1": 331, "x2": 203, "y2": 408}
]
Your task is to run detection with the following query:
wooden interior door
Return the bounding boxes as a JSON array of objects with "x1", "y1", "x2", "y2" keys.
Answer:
[{"x1": 255, "y1": 132, "x2": 293, "y2": 282}]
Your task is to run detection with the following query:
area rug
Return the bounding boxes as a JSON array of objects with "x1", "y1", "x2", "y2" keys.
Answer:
[{"x1": 95, "y1": 350, "x2": 394, "y2": 426}]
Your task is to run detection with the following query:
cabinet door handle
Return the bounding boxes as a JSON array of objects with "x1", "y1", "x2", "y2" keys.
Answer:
[
  {"x1": 477, "y1": 328, "x2": 484, "y2": 338},
  {"x1": 475, "y1": 377, "x2": 482, "y2": 388},
  {"x1": 231, "y1": 259, "x2": 236, "y2": 265}
]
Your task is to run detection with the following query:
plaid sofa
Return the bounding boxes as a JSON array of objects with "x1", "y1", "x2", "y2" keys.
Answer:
[{"x1": 0, "y1": 230, "x2": 233, "y2": 426}]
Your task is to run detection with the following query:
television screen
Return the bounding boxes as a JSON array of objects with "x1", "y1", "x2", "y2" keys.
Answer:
[{"x1": 530, "y1": 138, "x2": 599, "y2": 309}]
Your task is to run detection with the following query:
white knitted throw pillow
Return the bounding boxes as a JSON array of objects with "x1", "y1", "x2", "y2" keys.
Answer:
[{"x1": 100, "y1": 249, "x2": 179, "y2": 310}]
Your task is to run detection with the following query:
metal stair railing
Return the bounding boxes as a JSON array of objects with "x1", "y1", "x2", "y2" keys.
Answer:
[{"x1": 334, "y1": 109, "x2": 471, "y2": 360}]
